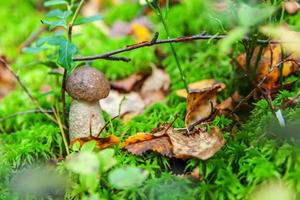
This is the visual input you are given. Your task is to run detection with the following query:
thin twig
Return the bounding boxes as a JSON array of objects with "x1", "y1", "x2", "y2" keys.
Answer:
[
  {"x1": 0, "y1": 58, "x2": 65, "y2": 128},
  {"x1": 73, "y1": 33, "x2": 273, "y2": 62},
  {"x1": 104, "y1": 56, "x2": 131, "y2": 62},
  {"x1": 96, "y1": 115, "x2": 119, "y2": 138},
  {"x1": 0, "y1": 109, "x2": 54, "y2": 123},
  {"x1": 163, "y1": 112, "x2": 179, "y2": 134}
]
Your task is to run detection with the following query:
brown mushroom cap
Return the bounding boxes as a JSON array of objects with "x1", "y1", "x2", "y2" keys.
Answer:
[{"x1": 66, "y1": 66, "x2": 110, "y2": 102}]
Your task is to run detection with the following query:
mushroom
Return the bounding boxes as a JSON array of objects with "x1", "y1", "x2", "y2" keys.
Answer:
[{"x1": 66, "y1": 66, "x2": 110, "y2": 141}]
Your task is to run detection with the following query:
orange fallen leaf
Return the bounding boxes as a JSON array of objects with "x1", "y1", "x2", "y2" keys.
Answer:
[
  {"x1": 130, "y1": 23, "x2": 151, "y2": 43},
  {"x1": 71, "y1": 135, "x2": 120, "y2": 149},
  {"x1": 168, "y1": 127, "x2": 224, "y2": 160},
  {"x1": 122, "y1": 133, "x2": 173, "y2": 157},
  {"x1": 176, "y1": 79, "x2": 225, "y2": 98},
  {"x1": 121, "y1": 133, "x2": 154, "y2": 147},
  {"x1": 236, "y1": 44, "x2": 299, "y2": 91},
  {"x1": 122, "y1": 125, "x2": 224, "y2": 160}
]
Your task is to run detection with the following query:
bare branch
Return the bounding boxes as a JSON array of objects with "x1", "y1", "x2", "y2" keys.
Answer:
[
  {"x1": 0, "y1": 58, "x2": 67, "y2": 129},
  {"x1": 73, "y1": 33, "x2": 272, "y2": 62},
  {"x1": 0, "y1": 109, "x2": 54, "y2": 123}
]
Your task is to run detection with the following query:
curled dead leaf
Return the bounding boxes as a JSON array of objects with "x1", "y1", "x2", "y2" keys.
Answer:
[
  {"x1": 71, "y1": 135, "x2": 120, "y2": 149},
  {"x1": 168, "y1": 127, "x2": 224, "y2": 160},
  {"x1": 176, "y1": 79, "x2": 225, "y2": 98},
  {"x1": 185, "y1": 84, "x2": 224, "y2": 127},
  {"x1": 122, "y1": 125, "x2": 224, "y2": 160}
]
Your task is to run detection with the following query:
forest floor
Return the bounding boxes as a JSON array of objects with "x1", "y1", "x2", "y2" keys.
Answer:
[{"x1": 1, "y1": 1, "x2": 300, "y2": 199}]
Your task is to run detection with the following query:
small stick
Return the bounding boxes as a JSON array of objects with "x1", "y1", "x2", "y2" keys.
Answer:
[
  {"x1": 0, "y1": 58, "x2": 65, "y2": 129},
  {"x1": 0, "y1": 109, "x2": 54, "y2": 123},
  {"x1": 73, "y1": 33, "x2": 275, "y2": 62}
]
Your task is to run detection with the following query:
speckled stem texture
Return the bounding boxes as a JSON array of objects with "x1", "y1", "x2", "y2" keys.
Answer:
[{"x1": 68, "y1": 100, "x2": 105, "y2": 141}]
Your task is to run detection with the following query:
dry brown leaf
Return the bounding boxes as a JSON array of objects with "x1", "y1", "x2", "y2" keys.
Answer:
[
  {"x1": 111, "y1": 73, "x2": 145, "y2": 92},
  {"x1": 236, "y1": 44, "x2": 299, "y2": 91},
  {"x1": 141, "y1": 67, "x2": 170, "y2": 105},
  {"x1": 71, "y1": 135, "x2": 120, "y2": 149},
  {"x1": 100, "y1": 90, "x2": 145, "y2": 117},
  {"x1": 176, "y1": 79, "x2": 225, "y2": 98},
  {"x1": 185, "y1": 84, "x2": 224, "y2": 127},
  {"x1": 0, "y1": 57, "x2": 16, "y2": 99},
  {"x1": 122, "y1": 133, "x2": 173, "y2": 157},
  {"x1": 168, "y1": 127, "x2": 224, "y2": 160}
]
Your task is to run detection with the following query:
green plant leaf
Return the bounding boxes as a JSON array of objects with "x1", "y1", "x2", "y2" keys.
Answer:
[
  {"x1": 44, "y1": 0, "x2": 68, "y2": 7},
  {"x1": 57, "y1": 39, "x2": 77, "y2": 71},
  {"x1": 98, "y1": 149, "x2": 117, "y2": 173},
  {"x1": 42, "y1": 19, "x2": 67, "y2": 30},
  {"x1": 46, "y1": 9, "x2": 72, "y2": 19},
  {"x1": 71, "y1": 141, "x2": 81, "y2": 152},
  {"x1": 108, "y1": 167, "x2": 149, "y2": 190},
  {"x1": 66, "y1": 152, "x2": 99, "y2": 175},
  {"x1": 74, "y1": 15, "x2": 102, "y2": 26},
  {"x1": 81, "y1": 141, "x2": 96, "y2": 152}
]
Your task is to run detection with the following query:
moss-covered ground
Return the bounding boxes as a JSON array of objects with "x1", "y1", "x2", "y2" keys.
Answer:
[{"x1": 1, "y1": 1, "x2": 300, "y2": 199}]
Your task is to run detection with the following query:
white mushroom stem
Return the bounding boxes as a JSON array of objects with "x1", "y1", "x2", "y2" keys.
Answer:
[{"x1": 69, "y1": 100, "x2": 105, "y2": 141}]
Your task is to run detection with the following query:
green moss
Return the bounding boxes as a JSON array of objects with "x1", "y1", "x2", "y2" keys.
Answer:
[{"x1": 1, "y1": 0, "x2": 300, "y2": 199}]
